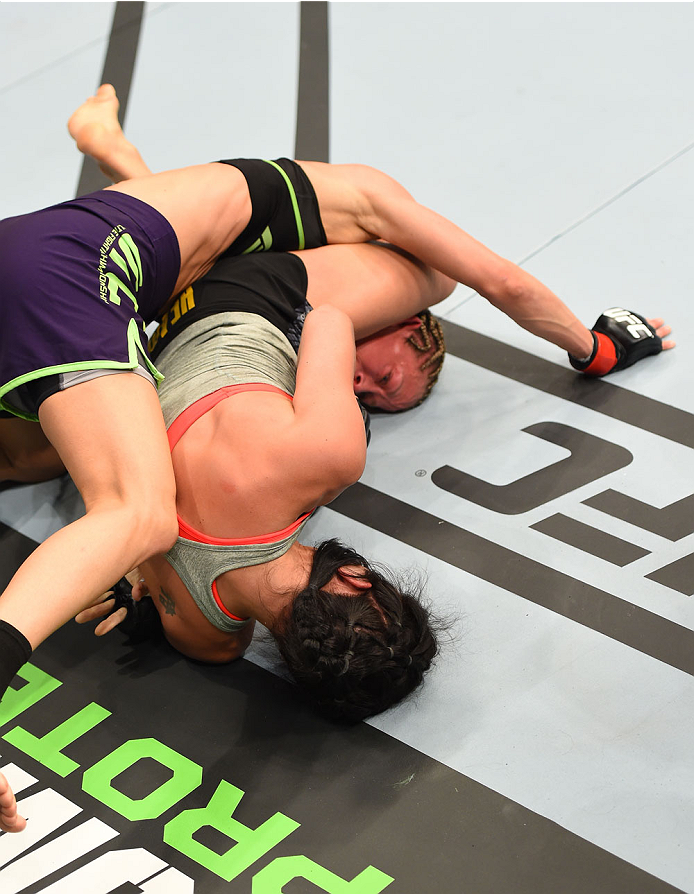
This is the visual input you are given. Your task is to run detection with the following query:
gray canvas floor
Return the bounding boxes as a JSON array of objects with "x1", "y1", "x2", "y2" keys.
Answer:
[{"x1": 1, "y1": 3, "x2": 693, "y2": 892}]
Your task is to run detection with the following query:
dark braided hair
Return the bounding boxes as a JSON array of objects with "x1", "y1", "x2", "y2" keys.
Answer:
[{"x1": 272, "y1": 540, "x2": 439, "y2": 722}]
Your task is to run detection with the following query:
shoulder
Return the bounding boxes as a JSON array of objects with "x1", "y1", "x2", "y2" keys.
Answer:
[{"x1": 141, "y1": 554, "x2": 255, "y2": 663}]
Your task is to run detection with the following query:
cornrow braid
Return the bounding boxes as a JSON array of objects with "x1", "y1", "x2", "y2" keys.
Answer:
[
  {"x1": 407, "y1": 311, "x2": 446, "y2": 406},
  {"x1": 272, "y1": 540, "x2": 440, "y2": 722}
]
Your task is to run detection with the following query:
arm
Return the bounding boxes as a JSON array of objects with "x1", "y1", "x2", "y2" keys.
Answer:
[
  {"x1": 290, "y1": 305, "x2": 367, "y2": 501},
  {"x1": 364, "y1": 186, "x2": 596, "y2": 357},
  {"x1": 299, "y1": 242, "x2": 456, "y2": 340},
  {"x1": 298, "y1": 160, "x2": 596, "y2": 357},
  {"x1": 300, "y1": 160, "x2": 675, "y2": 366}
]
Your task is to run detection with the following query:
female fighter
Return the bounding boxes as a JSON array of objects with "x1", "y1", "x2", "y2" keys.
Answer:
[{"x1": 0, "y1": 84, "x2": 672, "y2": 832}]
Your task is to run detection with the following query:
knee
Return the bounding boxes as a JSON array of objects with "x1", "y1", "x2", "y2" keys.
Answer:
[
  {"x1": 136, "y1": 501, "x2": 179, "y2": 557},
  {"x1": 92, "y1": 493, "x2": 178, "y2": 562}
]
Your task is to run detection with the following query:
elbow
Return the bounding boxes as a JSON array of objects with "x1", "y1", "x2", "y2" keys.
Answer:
[
  {"x1": 481, "y1": 262, "x2": 528, "y2": 310},
  {"x1": 332, "y1": 458, "x2": 366, "y2": 497},
  {"x1": 430, "y1": 270, "x2": 457, "y2": 305},
  {"x1": 321, "y1": 451, "x2": 366, "y2": 505}
]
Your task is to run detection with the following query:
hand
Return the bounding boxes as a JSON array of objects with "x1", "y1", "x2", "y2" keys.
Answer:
[
  {"x1": 645, "y1": 317, "x2": 675, "y2": 350},
  {"x1": 75, "y1": 573, "x2": 149, "y2": 636},
  {"x1": 569, "y1": 308, "x2": 674, "y2": 376}
]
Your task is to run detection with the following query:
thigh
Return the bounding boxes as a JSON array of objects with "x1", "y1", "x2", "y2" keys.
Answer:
[
  {"x1": 0, "y1": 374, "x2": 177, "y2": 648},
  {"x1": 0, "y1": 417, "x2": 64, "y2": 483},
  {"x1": 108, "y1": 164, "x2": 253, "y2": 294},
  {"x1": 38, "y1": 373, "x2": 175, "y2": 513}
]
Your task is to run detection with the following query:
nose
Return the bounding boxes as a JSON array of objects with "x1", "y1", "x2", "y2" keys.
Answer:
[{"x1": 353, "y1": 366, "x2": 375, "y2": 392}]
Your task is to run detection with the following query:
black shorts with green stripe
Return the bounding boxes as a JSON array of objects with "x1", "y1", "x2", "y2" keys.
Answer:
[{"x1": 216, "y1": 158, "x2": 327, "y2": 255}]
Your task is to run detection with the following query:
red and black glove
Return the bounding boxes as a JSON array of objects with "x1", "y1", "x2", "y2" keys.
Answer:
[{"x1": 569, "y1": 307, "x2": 662, "y2": 376}]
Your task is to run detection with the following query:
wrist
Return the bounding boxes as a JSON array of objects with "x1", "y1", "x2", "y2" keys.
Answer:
[{"x1": 569, "y1": 331, "x2": 618, "y2": 375}]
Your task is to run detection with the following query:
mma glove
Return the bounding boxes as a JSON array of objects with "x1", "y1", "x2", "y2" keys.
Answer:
[{"x1": 569, "y1": 307, "x2": 662, "y2": 376}]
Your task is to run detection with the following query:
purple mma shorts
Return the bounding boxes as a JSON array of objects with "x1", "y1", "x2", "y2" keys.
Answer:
[{"x1": 0, "y1": 190, "x2": 180, "y2": 420}]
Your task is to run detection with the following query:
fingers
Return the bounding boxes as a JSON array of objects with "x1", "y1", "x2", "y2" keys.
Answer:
[
  {"x1": 0, "y1": 808, "x2": 26, "y2": 833},
  {"x1": 76, "y1": 599, "x2": 127, "y2": 635},
  {"x1": 646, "y1": 318, "x2": 675, "y2": 351},
  {"x1": 94, "y1": 606, "x2": 128, "y2": 636},
  {"x1": 124, "y1": 568, "x2": 141, "y2": 587},
  {"x1": 0, "y1": 773, "x2": 26, "y2": 833},
  {"x1": 74, "y1": 594, "x2": 116, "y2": 625}
]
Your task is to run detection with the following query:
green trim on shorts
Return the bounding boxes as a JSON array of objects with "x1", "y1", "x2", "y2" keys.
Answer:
[
  {"x1": 264, "y1": 159, "x2": 306, "y2": 250},
  {"x1": 0, "y1": 320, "x2": 164, "y2": 422}
]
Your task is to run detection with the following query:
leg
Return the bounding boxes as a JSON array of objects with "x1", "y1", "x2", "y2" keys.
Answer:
[
  {"x1": 0, "y1": 417, "x2": 65, "y2": 483},
  {"x1": 68, "y1": 86, "x2": 252, "y2": 296},
  {"x1": 0, "y1": 375, "x2": 175, "y2": 835},
  {"x1": 66, "y1": 87, "x2": 591, "y2": 355},
  {"x1": 0, "y1": 373, "x2": 177, "y2": 648},
  {"x1": 67, "y1": 84, "x2": 152, "y2": 182}
]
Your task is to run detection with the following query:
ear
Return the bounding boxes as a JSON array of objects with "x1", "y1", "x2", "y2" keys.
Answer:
[
  {"x1": 346, "y1": 576, "x2": 373, "y2": 591},
  {"x1": 337, "y1": 567, "x2": 373, "y2": 591},
  {"x1": 395, "y1": 315, "x2": 424, "y2": 333}
]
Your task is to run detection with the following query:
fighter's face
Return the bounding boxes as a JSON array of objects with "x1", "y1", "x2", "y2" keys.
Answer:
[{"x1": 354, "y1": 320, "x2": 432, "y2": 412}]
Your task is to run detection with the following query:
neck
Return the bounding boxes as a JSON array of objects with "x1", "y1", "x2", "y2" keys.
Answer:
[{"x1": 245, "y1": 542, "x2": 315, "y2": 631}]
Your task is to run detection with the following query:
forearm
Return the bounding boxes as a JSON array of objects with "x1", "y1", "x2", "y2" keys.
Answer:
[
  {"x1": 482, "y1": 264, "x2": 595, "y2": 358},
  {"x1": 294, "y1": 305, "x2": 358, "y2": 407},
  {"x1": 367, "y1": 194, "x2": 594, "y2": 357},
  {"x1": 293, "y1": 306, "x2": 366, "y2": 488}
]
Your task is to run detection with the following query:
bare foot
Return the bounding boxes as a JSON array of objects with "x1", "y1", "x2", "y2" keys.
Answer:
[
  {"x1": 0, "y1": 771, "x2": 27, "y2": 833},
  {"x1": 67, "y1": 84, "x2": 151, "y2": 183}
]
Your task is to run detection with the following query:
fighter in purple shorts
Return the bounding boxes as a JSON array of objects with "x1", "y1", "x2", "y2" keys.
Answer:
[
  {"x1": 0, "y1": 84, "x2": 673, "y2": 834},
  {"x1": 0, "y1": 192, "x2": 178, "y2": 418}
]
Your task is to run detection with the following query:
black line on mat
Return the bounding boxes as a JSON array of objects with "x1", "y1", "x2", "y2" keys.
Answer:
[
  {"x1": 584, "y1": 489, "x2": 694, "y2": 541},
  {"x1": 646, "y1": 551, "x2": 694, "y2": 596},
  {"x1": 330, "y1": 483, "x2": 694, "y2": 677},
  {"x1": 530, "y1": 513, "x2": 650, "y2": 566},
  {"x1": 440, "y1": 320, "x2": 694, "y2": 449},
  {"x1": 295, "y1": 1, "x2": 330, "y2": 161},
  {"x1": 75, "y1": 1, "x2": 145, "y2": 197}
]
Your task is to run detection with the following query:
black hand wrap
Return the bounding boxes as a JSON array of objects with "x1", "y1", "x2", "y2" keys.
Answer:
[
  {"x1": 356, "y1": 397, "x2": 372, "y2": 446},
  {"x1": 109, "y1": 577, "x2": 162, "y2": 643},
  {"x1": 569, "y1": 307, "x2": 662, "y2": 376}
]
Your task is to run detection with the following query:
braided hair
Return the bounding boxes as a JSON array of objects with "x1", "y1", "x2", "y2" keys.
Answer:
[
  {"x1": 359, "y1": 311, "x2": 446, "y2": 414},
  {"x1": 272, "y1": 540, "x2": 439, "y2": 722},
  {"x1": 408, "y1": 311, "x2": 446, "y2": 407}
]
